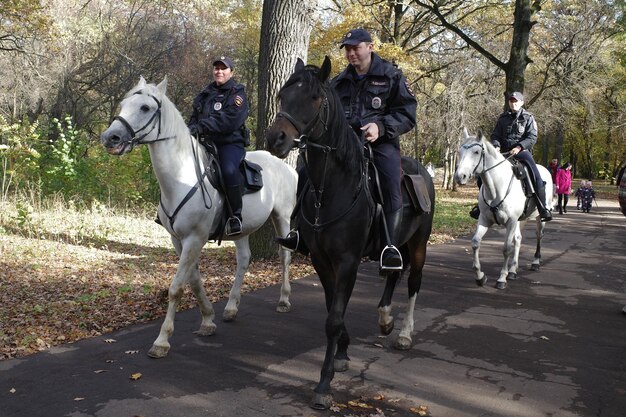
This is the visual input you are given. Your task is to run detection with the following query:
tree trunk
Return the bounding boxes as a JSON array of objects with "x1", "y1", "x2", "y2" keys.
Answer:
[
  {"x1": 250, "y1": 0, "x2": 315, "y2": 260},
  {"x1": 255, "y1": 0, "x2": 315, "y2": 151}
]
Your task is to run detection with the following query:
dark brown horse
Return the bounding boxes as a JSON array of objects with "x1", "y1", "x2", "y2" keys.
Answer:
[{"x1": 266, "y1": 57, "x2": 435, "y2": 409}]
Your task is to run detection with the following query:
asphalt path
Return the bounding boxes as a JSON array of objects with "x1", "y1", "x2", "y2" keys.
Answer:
[{"x1": 1, "y1": 199, "x2": 624, "y2": 417}]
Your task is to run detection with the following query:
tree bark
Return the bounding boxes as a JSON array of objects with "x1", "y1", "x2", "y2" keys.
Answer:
[
  {"x1": 255, "y1": 0, "x2": 315, "y2": 151},
  {"x1": 251, "y1": 0, "x2": 315, "y2": 260}
]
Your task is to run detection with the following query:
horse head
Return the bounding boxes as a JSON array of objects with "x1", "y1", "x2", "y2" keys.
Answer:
[
  {"x1": 455, "y1": 128, "x2": 491, "y2": 184},
  {"x1": 266, "y1": 56, "x2": 332, "y2": 159},
  {"x1": 101, "y1": 76, "x2": 174, "y2": 155}
]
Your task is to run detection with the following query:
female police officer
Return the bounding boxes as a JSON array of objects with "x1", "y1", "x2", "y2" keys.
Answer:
[{"x1": 187, "y1": 56, "x2": 249, "y2": 235}]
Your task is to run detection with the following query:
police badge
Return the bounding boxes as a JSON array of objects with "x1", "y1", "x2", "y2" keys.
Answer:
[
  {"x1": 372, "y1": 97, "x2": 382, "y2": 109},
  {"x1": 214, "y1": 102, "x2": 222, "y2": 111}
]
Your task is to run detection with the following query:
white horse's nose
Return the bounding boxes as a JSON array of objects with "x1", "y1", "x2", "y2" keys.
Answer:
[{"x1": 455, "y1": 171, "x2": 468, "y2": 185}]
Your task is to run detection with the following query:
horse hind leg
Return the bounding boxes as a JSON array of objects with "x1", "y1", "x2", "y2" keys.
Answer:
[
  {"x1": 223, "y1": 237, "x2": 251, "y2": 322},
  {"x1": 271, "y1": 214, "x2": 292, "y2": 313},
  {"x1": 530, "y1": 217, "x2": 545, "y2": 271},
  {"x1": 395, "y1": 241, "x2": 426, "y2": 350}
]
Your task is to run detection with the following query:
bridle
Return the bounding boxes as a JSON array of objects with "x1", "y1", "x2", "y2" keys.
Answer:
[
  {"x1": 112, "y1": 90, "x2": 175, "y2": 150},
  {"x1": 462, "y1": 141, "x2": 517, "y2": 222},
  {"x1": 276, "y1": 82, "x2": 365, "y2": 231}
]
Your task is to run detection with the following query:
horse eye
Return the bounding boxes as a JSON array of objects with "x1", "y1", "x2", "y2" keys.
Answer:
[{"x1": 140, "y1": 104, "x2": 150, "y2": 112}]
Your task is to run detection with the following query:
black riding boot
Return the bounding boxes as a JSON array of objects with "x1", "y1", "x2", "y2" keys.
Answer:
[
  {"x1": 380, "y1": 209, "x2": 403, "y2": 274},
  {"x1": 275, "y1": 228, "x2": 309, "y2": 255},
  {"x1": 535, "y1": 185, "x2": 552, "y2": 222},
  {"x1": 469, "y1": 205, "x2": 480, "y2": 219},
  {"x1": 225, "y1": 185, "x2": 243, "y2": 236}
]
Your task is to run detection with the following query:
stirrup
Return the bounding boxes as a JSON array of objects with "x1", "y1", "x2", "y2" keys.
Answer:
[
  {"x1": 379, "y1": 245, "x2": 403, "y2": 273},
  {"x1": 276, "y1": 229, "x2": 300, "y2": 252},
  {"x1": 225, "y1": 216, "x2": 242, "y2": 236},
  {"x1": 469, "y1": 205, "x2": 480, "y2": 219}
]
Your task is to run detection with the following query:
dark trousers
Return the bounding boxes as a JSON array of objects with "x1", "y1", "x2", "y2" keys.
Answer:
[
  {"x1": 514, "y1": 150, "x2": 543, "y2": 191},
  {"x1": 371, "y1": 142, "x2": 402, "y2": 213},
  {"x1": 217, "y1": 143, "x2": 245, "y2": 188}
]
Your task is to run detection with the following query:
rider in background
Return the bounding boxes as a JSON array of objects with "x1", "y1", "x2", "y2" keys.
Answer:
[
  {"x1": 469, "y1": 91, "x2": 552, "y2": 222},
  {"x1": 187, "y1": 56, "x2": 249, "y2": 236}
]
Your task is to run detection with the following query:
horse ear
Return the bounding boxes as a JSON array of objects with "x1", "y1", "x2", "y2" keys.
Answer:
[
  {"x1": 138, "y1": 76, "x2": 147, "y2": 88},
  {"x1": 157, "y1": 76, "x2": 168, "y2": 95},
  {"x1": 476, "y1": 129, "x2": 485, "y2": 141},
  {"x1": 319, "y1": 56, "x2": 332, "y2": 82},
  {"x1": 295, "y1": 58, "x2": 305, "y2": 72},
  {"x1": 462, "y1": 126, "x2": 469, "y2": 140}
]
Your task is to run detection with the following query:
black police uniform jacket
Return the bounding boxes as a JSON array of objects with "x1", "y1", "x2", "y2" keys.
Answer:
[
  {"x1": 188, "y1": 78, "x2": 248, "y2": 146},
  {"x1": 490, "y1": 108, "x2": 538, "y2": 153},
  {"x1": 331, "y1": 52, "x2": 416, "y2": 145}
]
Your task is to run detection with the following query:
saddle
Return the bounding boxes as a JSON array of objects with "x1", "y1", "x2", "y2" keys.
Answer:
[
  {"x1": 364, "y1": 156, "x2": 433, "y2": 260},
  {"x1": 202, "y1": 141, "x2": 264, "y2": 242}
]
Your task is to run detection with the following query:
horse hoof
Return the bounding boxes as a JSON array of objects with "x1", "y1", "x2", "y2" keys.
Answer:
[
  {"x1": 222, "y1": 309, "x2": 238, "y2": 322},
  {"x1": 495, "y1": 281, "x2": 507, "y2": 290},
  {"x1": 476, "y1": 276, "x2": 487, "y2": 286},
  {"x1": 276, "y1": 302, "x2": 291, "y2": 313},
  {"x1": 334, "y1": 358, "x2": 349, "y2": 372},
  {"x1": 194, "y1": 324, "x2": 216, "y2": 336},
  {"x1": 147, "y1": 344, "x2": 169, "y2": 358},
  {"x1": 310, "y1": 392, "x2": 333, "y2": 410},
  {"x1": 530, "y1": 264, "x2": 540, "y2": 271},
  {"x1": 394, "y1": 335, "x2": 412, "y2": 350},
  {"x1": 507, "y1": 273, "x2": 518, "y2": 281},
  {"x1": 379, "y1": 320, "x2": 394, "y2": 336}
]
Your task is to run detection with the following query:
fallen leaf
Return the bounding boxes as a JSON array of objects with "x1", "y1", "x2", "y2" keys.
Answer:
[
  {"x1": 94, "y1": 370, "x2": 107, "y2": 374},
  {"x1": 129, "y1": 372, "x2": 142, "y2": 380},
  {"x1": 125, "y1": 350, "x2": 140, "y2": 354},
  {"x1": 373, "y1": 343, "x2": 384, "y2": 348},
  {"x1": 348, "y1": 399, "x2": 373, "y2": 409},
  {"x1": 540, "y1": 335, "x2": 550, "y2": 340},
  {"x1": 74, "y1": 397, "x2": 85, "y2": 401},
  {"x1": 373, "y1": 393, "x2": 385, "y2": 401},
  {"x1": 104, "y1": 339, "x2": 116, "y2": 344},
  {"x1": 410, "y1": 405, "x2": 429, "y2": 416},
  {"x1": 9, "y1": 388, "x2": 16, "y2": 394}
]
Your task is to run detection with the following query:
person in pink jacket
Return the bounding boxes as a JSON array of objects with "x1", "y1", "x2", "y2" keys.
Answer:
[{"x1": 555, "y1": 162, "x2": 573, "y2": 214}]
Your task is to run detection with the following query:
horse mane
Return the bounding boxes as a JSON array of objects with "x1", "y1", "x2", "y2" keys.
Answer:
[
  {"x1": 128, "y1": 81, "x2": 189, "y2": 140},
  {"x1": 283, "y1": 65, "x2": 362, "y2": 173}
]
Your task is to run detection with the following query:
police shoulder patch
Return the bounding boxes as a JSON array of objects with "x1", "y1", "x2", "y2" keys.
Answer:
[
  {"x1": 405, "y1": 80, "x2": 415, "y2": 97},
  {"x1": 234, "y1": 95, "x2": 244, "y2": 107}
]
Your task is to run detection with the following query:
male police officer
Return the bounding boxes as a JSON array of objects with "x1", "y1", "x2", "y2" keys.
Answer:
[
  {"x1": 278, "y1": 29, "x2": 416, "y2": 272},
  {"x1": 470, "y1": 91, "x2": 552, "y2": 221},
  {"x1": 188, "y1": 56, "x2": 249, "y2": 235}
]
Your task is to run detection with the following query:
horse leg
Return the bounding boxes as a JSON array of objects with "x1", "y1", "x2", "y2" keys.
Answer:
[
  {"x1": 377, "y1": 270, "x2": 401, "y2": 336},
  {"x1": 189, "y1": 265, "x2": 217, "y2": 336},
  {"x1": 471, "y1": 224, "x2": 489, "y2": 286},
  {"x1": 271, "y1": 214, "x2": 292, "y2": 313},
  {"x1": 395, "y1": 239, "x2": 427, "y2": 350},
  {"x1": 148, "y1": 237, "x2": 205, "y2": 358},
  {"x1": 223, "y1": 237, "x2": 251, "y2": 322},
  {"x1": 530, "y1": 216, "x2": 544, "y2": 271},
  {"x1": 311, "y1": 260, "x2": 358, "y2": 410},
  {"x1": 497, "y1": 222, "x2": 520, "y2": 289}
]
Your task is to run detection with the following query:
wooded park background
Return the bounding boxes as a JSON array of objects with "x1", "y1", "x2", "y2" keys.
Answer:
[{"x1": 1, "y1": 0, "x2": 624, "y2": 207}]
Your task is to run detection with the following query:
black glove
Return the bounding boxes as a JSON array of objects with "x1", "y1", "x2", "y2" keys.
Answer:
[{"x1": 188, "y1": 124, "x2": 199, "y2": 136}]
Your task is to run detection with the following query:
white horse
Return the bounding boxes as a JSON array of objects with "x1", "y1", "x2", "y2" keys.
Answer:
[
  {"x1": 454, "y1": 128, "x2": 553, "y2": 289},
  {"x1": 100, "y1": 77, "x2": 297, "y2": 358}
]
